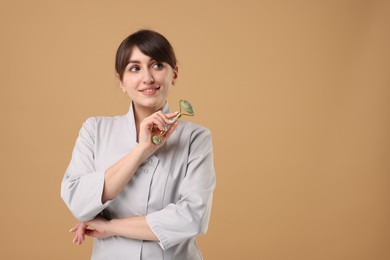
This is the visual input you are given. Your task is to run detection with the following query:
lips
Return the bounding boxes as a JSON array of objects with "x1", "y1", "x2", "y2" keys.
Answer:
[{"x1": 139, "y1": 86, "x2": 160, "y2": 95}]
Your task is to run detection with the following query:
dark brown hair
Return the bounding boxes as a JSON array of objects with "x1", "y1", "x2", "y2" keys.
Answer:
[{"x1": 115, "y1": 29, "x2": 177, "y2": 80}]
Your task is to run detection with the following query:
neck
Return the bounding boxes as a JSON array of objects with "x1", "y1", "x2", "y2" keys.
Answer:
[{"x1": 132, "y1": 102, "x2": 165, "y2": 138}]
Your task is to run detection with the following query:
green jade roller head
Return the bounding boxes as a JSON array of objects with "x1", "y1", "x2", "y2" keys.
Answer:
[{"x1": 152, "y1": 100, "x2": 195, "y2": 145}]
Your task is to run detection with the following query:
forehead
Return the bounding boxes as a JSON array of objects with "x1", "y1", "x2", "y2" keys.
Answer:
[{"x1": 128, "y1": 46, "x2": 152, "y2": 62}]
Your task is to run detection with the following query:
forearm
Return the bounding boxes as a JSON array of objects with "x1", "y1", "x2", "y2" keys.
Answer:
[
  {"x1": 102, "y1": 145, "x2": 150, "y2": 203},
  {"x1": 109, "y1": 216, "x2": 158, "y2": 241},
  {"x1": 102, "y1": 114, "x2": 178, "y2": 203}
]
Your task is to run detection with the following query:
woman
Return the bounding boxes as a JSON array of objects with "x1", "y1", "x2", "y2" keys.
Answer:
[{"x1": 61, "y1": 29, "x2": 216, "y2": 259}]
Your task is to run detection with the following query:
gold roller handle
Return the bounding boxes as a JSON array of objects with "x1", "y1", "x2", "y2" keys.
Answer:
[{"x1": 152, "y1": 100, "x2": 195, "y2": 145}]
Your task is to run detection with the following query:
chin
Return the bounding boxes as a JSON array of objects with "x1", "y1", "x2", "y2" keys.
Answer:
[{"x1": 138, "y1": 98, "x2": 165, "y2": 110}]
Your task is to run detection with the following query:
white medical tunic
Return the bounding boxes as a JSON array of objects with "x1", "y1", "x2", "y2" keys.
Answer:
[{"x1": 61, "y1": 103, "x2": 216, "y2": 260}]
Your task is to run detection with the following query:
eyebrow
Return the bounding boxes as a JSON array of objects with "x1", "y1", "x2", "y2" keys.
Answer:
[
  {"x1": 128, "y1": 60, "x2": 141, "y2": 64},
  {"x1": 126, "y1": 59, "x2": 159, "y2": 67},
  {"x1": 128, "y1": 57, "x2": 158, "y2": 64}
]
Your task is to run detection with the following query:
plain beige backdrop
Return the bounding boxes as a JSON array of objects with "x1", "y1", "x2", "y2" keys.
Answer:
[{"x1": 1, "y1": 0, "x2": 389, "y2": 259}]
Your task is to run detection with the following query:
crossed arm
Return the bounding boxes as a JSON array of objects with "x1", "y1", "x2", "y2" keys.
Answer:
[{"x1": 70, "y1": 216, "x2": 157, "y2": 245}]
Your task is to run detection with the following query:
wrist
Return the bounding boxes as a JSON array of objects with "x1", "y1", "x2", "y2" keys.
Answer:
[
  {"x1": 108, "y1": 218, "x2": 119, "y2": 237},
  {"x1": 133, "y1": 143, "x2": 154, "y2": 164}
]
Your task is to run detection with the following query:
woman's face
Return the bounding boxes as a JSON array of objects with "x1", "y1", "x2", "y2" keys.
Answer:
[{"x1": 119, "y1": 46, "x2": 178, "y2": 113}]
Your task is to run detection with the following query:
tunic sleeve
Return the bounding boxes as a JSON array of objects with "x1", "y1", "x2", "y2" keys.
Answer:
[
  {"x1": 146, "y1": 128, "x2": 216, "y2": 250},
  {"x1": 61, "y1": 117, "x2": 112, "y2": 221}
]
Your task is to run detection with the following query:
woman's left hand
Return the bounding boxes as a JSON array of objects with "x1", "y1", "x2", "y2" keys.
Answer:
[
  {"x1": 70, "y1": 217, "x2": 113, "y2": 245},
  {"x1": 69, "y1": 222, "x2": 88, "y2": 245}
]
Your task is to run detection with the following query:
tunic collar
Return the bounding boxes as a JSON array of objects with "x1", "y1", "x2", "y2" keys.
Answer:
[{"x1": 125, "y1": 101, "x2": 170, "y2": 142}]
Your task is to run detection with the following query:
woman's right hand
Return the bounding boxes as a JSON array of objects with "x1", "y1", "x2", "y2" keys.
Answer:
[{"x1": 137, "y1": 111, "x2": 180, "y2": 157}]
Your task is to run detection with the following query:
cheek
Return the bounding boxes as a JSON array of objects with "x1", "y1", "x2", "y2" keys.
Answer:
[
  {"x1": 158, "y1": 72, "x2": 173, "y2": 85},
  {"x1": 122, "y1": 76, "x2": 140, "y2": 89}
]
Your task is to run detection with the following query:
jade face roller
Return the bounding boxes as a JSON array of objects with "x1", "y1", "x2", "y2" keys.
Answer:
[{"x1": 152, "y1": 100, "x2": 195, "y2": 145}]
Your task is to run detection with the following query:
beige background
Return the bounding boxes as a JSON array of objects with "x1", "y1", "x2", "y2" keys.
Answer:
[{"x1": 1, "y1": 0, "x2": 389, "y2": 259}]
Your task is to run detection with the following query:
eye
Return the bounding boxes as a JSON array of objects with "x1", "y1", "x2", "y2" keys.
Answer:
[
  {"x1": 129, "y1": 65, "x2": 140, "y2": 72},
  {"x1": 152, "y1": 62, "x2": 164, "y2": 70}
]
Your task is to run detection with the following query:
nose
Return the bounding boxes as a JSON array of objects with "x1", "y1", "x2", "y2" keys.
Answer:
[{"x1": 143, "y1": 69, "x2": 154, "y2": 84}]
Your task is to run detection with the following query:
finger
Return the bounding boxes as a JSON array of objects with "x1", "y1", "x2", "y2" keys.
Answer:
[
  {"x1": 73, "y1": 232, "x2": 80, "y2": 242},
  {"x1": 69, "y1": 227, "x2": 76, "y2": 233},
  {"x1": 153, "y1": 114, "x2": 169, "y2": 131},
  {"x1": 161, "y1": 111, "x2": 179, "y2": 124},
  {"x1": 156, "y1": 122, "x2": 179, "y2": 145},
  {"x1": 142, "y1": 114, "x2": 165, "y2": 132},
  {"x1": 69, "y1": 223, "x2": 79, "y2": 233},
  {"x1": 160, "y1": 112, "x2": 180, "y2": 126},
  {"x1": 85, "y1": 229, "x2": 98, "y2": 237},
  {"x1": 166, "y1": 111, "x2": 179, "y2": 120},
  {"x1": 154, "y1": 111, "x2": 179, "y2": 126},
  {"x1": 77, "y1": 238, "x2": 82, "y2": 246},
  {"x1": 87, "y1": 231, "x2": 106, "y2": 239},
  {"x1": 73, "y1": 236, "x2": 81, "y2": 245}
]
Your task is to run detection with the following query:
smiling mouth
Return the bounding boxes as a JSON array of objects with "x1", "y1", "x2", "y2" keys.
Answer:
[{"x1": 140, "y1": 86, "x2": 160, "y2": 94}]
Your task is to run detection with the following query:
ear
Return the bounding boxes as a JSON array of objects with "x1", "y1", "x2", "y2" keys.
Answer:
[
  {"x1": 116, "y1": 73, "x2": 126, "y2": 93},
  {"x1": 172, "y1": 66, "x2": 179, "y2": 85}
]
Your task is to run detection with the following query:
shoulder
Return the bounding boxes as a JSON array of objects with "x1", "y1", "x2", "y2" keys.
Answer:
[
  {"x1": 181, "y1": 121, "x2": 211, "y2": 135},
  {"x1": 176, "y1": 122, "x2": 214, "y2": 162},
  {"x1": 78, "y1": 114, "x2": 127, "y2": 137},
  {"x1": 82, "y1": 114, "x2": 126, "y2": 129},
  {"x1": 180, "y1": 121, "x2": 213, "y2": 145}
]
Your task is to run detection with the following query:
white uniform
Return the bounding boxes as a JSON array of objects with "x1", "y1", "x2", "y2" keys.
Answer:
[{"x1": 61, "y1": 103, "x2": 216, "y2": 260}]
